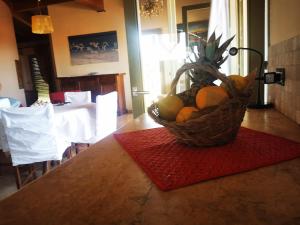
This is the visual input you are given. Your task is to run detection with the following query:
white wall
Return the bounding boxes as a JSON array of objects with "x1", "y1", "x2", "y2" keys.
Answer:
[
  {"x1": 268, "y1": 0, "x2": 300, "y2": 124},
  {"x1": 0, "y1": 1, "x2": 26, "y2": 106},
  {"x1": 270, "y1": 0, "x2": 300, "y2": 45},
  {"x1": 48, "y1": 0, "x2": 132, "y2": 110}
]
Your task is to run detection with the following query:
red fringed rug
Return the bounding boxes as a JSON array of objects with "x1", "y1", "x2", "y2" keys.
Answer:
[{"x1": 114, "y1": 127, "x2": 300, "y2": 191}]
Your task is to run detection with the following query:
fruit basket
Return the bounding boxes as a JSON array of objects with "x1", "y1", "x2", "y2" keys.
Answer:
[{"x1": 147, "y1": 33, "x2": 256, "y2": 147}]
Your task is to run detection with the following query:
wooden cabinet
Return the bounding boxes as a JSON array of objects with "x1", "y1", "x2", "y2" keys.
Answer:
[{"x1": 56, "y1": 73, "x2": 127, "y2": 115}]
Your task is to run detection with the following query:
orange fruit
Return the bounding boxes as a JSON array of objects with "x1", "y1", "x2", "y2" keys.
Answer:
[
  {"x1": 157, "y1": 95, "x2": 184, "y2": 121},
  {"x1": 176, "y1": 107, "x2": 199, "y2": 123},
  {"x1": 196, "y1": 86, "x2": 229, "y2": 109}
]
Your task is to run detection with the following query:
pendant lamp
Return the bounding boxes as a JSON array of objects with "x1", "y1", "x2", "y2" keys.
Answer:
[{"x1": 31, "y1": 0, "x2": 54, "y2": 34}]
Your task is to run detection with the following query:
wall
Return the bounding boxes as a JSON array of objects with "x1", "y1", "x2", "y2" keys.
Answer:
[
  {"x1": 270, "y1": 0, "x2": 300, "y2": 46},
  {"x1": 0, "y1": 1, "x2": 26, "y2": 106},
  {"x1": 268, "y1": 0, "x2": 300, "y2": 124},
  {"x1": 48, "y1": 0, "x2": 132, "y2": 109}
]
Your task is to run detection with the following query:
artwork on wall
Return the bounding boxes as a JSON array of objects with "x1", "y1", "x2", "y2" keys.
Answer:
[{"x1": 68, "y1": 31, "x2": 119, "y2": 65}]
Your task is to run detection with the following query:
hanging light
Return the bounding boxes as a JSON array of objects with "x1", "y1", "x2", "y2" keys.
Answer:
[
  {"x1": 31, "y1": 0, "x2": 54, "y2": 34},
  {"x1": 140, "y1": 0, "x2": 163, "y2": 17}
]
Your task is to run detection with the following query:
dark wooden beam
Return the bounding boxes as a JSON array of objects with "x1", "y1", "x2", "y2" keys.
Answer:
[
  {"x1": 13, "y1": 13, "x2": 32, "y2": 28},
  {"x1": 3, "y1": 0, "x2": 105, "y2": 28},
  {"x1": 10, "y1": 0, "x2": 74, "y2": 12},
  {"x1": 75, "y1": 0, "x2": 105, "y2": 12},
  {"x1": 3, "y1": 0, "x2": 31, "y2": 27},
  {"x1": 5, "y1": 0, "x2": 105, "y2": 13}
]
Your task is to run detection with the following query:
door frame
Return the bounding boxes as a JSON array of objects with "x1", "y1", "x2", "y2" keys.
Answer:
[{"x1": 124, "y1": 0, "x2": 145, "y2": 118}]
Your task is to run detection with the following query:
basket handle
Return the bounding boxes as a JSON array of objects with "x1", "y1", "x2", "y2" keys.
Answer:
[{"x1": 167, "y1": 63, "x2": 238, "y2": 98}]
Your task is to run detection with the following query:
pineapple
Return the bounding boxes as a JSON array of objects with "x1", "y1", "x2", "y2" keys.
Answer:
[{"x1": 174, "y1": 32, "x2": 235, "y2": 106}]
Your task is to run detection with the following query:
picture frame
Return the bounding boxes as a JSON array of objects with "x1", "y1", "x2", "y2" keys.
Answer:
[{"x1": 68, "y1": 31, "x2": 119, "y2": 65}]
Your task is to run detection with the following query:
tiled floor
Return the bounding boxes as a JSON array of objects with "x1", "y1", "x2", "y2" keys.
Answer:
[{"x1": 0, "y1": 113, "x2": 133, "y2": 200}]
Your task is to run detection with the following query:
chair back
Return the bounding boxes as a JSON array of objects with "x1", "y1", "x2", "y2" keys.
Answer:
[
  {"x1": 64, "y1": 91, "x2": 91, "y2": 104},
  {"x1": 0, "y1": 99, "x2": 11, "y2": 150},
  {"x1": 0, "y1": 98, "x2": 11, "y2": 109},
  {"x1": 1, "y1": 104, "x2": 69, "y2": 166},
  {"x1": 96, "y1": 91, "x2": 117, "y2": 139},
  {"x1": 0, "y1": 111, "x2": 9, "y2": 152},
  {"x1": 50, "y1": 90, "x2": 80, "y2": 104}
]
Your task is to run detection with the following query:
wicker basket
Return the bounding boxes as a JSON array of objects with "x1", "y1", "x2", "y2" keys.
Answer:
[{"x1": 147, "y1": 64, "x2": 255, "y2": 147}]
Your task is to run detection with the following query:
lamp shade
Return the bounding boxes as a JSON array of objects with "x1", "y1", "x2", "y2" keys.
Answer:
[{"x1": 31, "y1": 15, "x2": 54, "y2": 34}]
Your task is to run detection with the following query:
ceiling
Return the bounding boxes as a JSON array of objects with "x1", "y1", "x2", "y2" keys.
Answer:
[{"x1": 3, "y1": 0, "x2": 105, "y2": 43}]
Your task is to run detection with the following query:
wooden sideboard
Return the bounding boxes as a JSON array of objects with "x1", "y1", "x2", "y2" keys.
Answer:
[{"x1": 56, "y1": 73, "x2": 127, "y2": 115}]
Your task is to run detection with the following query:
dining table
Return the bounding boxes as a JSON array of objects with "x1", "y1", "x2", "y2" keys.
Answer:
[{"x1": 0, "y1": 109, "x2": 300, "y2": 225}]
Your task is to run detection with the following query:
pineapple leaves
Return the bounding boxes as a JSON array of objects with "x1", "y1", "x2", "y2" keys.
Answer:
[
  {"x1": 215, "y1": 35, "x2": 235, "y2": 58},
  {"x1": 183, "y1": 32, "x2": 235, "y2": 86},
  {"x1": 205, "y1": 42, "x2": 215, "y2": 61},
  {"x1": 197, "y1": 42, "x2": 205, "y2": 60},
  {"x1": 217, "y1": 55, "x2": 228, "y2": 68},
  {"x1": 213, "y1": 35, "x2": 235, "y2": 67},
  {"x1": 207, "y1": 31, "x2": 216, "y2": 44},
  {"x1": 219, "y1": 35, "x2": 235, "y2": 50},
  {"x1": 215, "y1": 34, "x2": 222, "y2": 49},
  {"x1": 205, "y1": 32, "x2": 216, "y2": 61}
]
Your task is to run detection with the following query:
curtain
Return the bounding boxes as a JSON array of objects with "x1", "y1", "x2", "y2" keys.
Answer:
[{"x1": 208, "y1": 0, "x2": 231, "y2": 75}]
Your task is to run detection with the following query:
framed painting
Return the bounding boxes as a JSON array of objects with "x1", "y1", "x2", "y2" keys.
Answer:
[{"x1": 68, "y1": 31, "x2": 119, "y2": 65}]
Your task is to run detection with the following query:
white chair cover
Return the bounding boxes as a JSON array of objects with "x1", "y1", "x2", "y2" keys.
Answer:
[
  {"x1": 0, "y1": 98, "x2": 11, "y2": 109},
  {"x1": 0, "y1": 111, "x2": 9, "y2": 152},
  {"x1": 64, "y1": 91, "x2": 92, "y2": 104},
  {"x1": 95, "y1": 91, "x2": 118, "y2": 140},
  {"x1": 1, "y1": 104, "x2": 70, "y2": 166},
  {"x1": 54, "y1": 103, "x2": 96, "y2": 143}
]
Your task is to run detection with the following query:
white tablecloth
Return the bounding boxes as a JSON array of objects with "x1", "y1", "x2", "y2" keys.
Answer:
[{"x1": 54, "y1": 103, "x2": 96, "y2": 143}]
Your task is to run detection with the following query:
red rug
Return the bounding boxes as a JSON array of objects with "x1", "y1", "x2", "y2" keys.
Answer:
[{"x1": 114, "y1": 127, "x2": 300, "y2": 191}]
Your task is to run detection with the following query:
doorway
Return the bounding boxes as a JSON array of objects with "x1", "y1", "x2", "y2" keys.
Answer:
[
  {"x1": 12, "y1": 10, "x2": 55, "y2": 106},
  {"x1": 125, "y1": 0, "x2": 211, "y2": 118}
]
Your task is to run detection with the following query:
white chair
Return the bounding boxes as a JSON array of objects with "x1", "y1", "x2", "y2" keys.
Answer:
[
  {"x1": 95, "y1": 91, "x2": 118, "y2": 141},
  {"x1": 83, "y1": 91, "x2": 118, "y2": 145},
  {"x1": 0, "y1": 98, "x2": 11, "y2": 152},
  {"x1": 0, "y1": 115, "x2": 9, "y2": 152},
  {"x1": 1, "y1": 104, "x2": 71, "y2": 188},
  {"x1": 64, "y1": 91, "x2": 92, "y2": 104},
  {"x1": 0, "y1": 98, "x2": 11, "y2": 109}
]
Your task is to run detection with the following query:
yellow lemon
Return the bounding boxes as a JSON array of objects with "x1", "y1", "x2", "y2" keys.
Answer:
[
  {"x1": 176, "y1": 107, "x2": 199, "y2": 123},
  {"x1": 157, "y1": 95, "x2": 184, "y2": 121},
  {"x1": 196, "y1": 86, "x2": 229, "y2": 109},
  {"x1": 221, "y1": 75, "x2": 248, "y2": 92}
]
